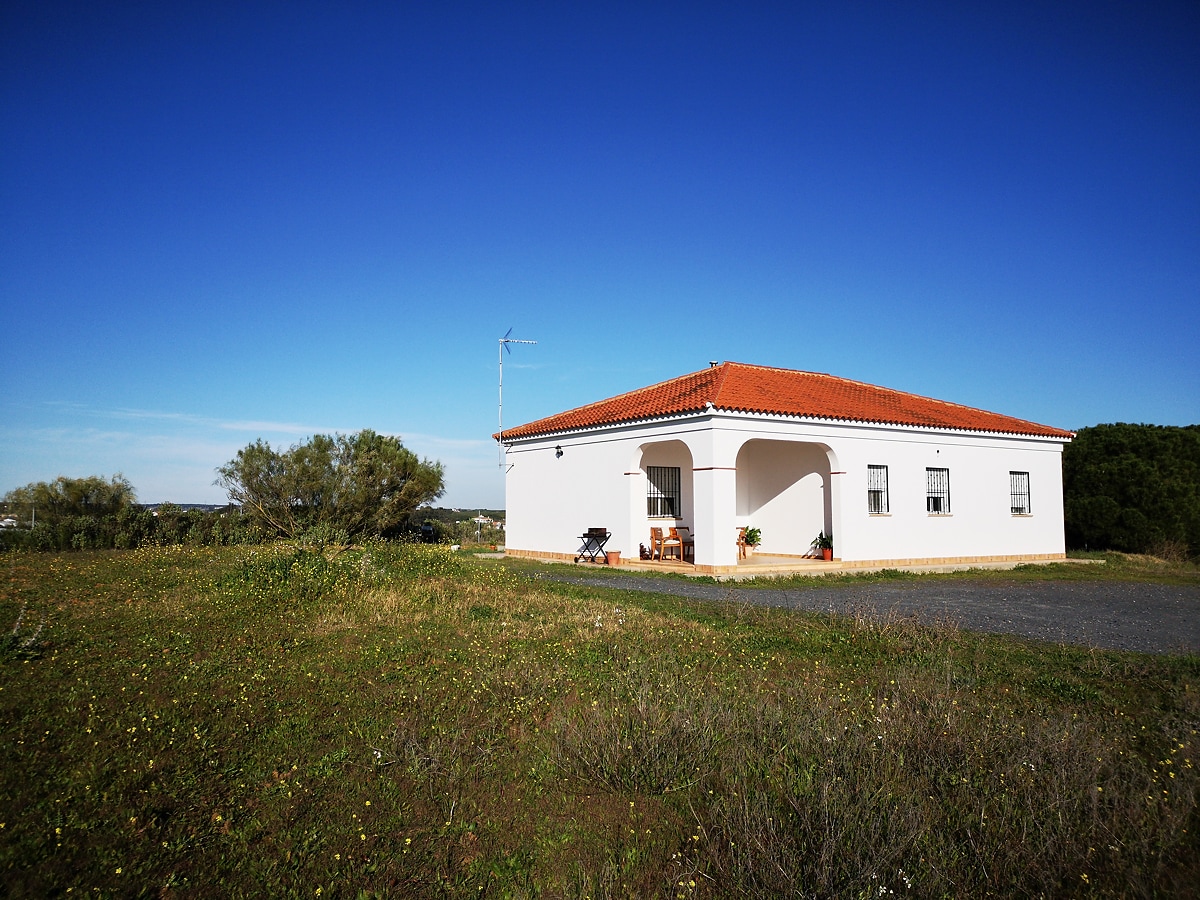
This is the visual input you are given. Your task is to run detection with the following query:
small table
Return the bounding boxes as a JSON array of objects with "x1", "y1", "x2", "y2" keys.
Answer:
[{"x1": 575, "y1": 528, "x2": 610, "y2": 563}]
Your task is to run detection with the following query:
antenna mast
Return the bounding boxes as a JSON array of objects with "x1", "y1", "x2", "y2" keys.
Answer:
[{"x1": 498, "y1": 328, "x2": 537, "y2": 468}]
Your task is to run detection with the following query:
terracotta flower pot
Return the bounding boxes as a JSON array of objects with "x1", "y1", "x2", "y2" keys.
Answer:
[
  {"x1": 821, "y1": 548, "x2": 833, "y2": 561},
  {"x1": 606, "y1": 550, "x2": 621, "y2": 566}
]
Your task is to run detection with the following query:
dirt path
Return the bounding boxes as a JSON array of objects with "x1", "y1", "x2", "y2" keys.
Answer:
[{"x1": 531, "y1": 571, "x2": 1200, "y2": 654}]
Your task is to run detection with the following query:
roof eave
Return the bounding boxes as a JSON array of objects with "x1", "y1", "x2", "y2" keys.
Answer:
[
  {"x1": 495, "y1": 407, "x2": 711, "y2": 442},
  {"x1": 711, "y1": 406, "x2": 1073, "y2": 440},
  {"x1": 497, "y1": 406, "x2": 1072, "y2": 442}
]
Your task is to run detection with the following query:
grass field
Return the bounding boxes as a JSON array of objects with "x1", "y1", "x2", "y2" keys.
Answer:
[{"x1": 2, "y1": 544, "x2": 1198, "y2": 897}]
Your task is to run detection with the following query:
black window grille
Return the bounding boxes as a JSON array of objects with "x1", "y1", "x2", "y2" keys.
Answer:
[
  {"x1": 926, "y1": 467, "x2": 950, "y2": 514},
  {"x1": 1010, "y1": 471, "x2": 1031, "y2": 515},
  {"x1": 867, "y1": 464, "x2": 889, "y2": 514},
  {"x1": 646, "y1": 466, "x2": 681, "y2": 518}
]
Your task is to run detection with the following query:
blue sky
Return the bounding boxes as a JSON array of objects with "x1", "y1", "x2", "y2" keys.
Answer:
[{"x1": 2, "y1": 1, "x2": 1197, "y2": 509}]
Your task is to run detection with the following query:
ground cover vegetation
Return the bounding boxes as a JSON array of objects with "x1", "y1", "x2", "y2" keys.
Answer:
[
  {"x1": 2, "y1": 545, "x2": 1197, "y2": 897},
  {"x1": 1064, "y1": 423, "x2": 1200, "y2": 561}
]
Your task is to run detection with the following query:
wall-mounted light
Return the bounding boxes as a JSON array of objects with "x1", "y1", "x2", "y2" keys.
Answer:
[{"x1": 555, "y1": 446, "x2": 563, "y2": 458}]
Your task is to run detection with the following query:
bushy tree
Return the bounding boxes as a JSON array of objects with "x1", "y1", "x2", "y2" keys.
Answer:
[
  {"x1": 0, "y1": 476, "x2": 269, "y2": 551},
  {"x1": 1063, "y1": 423, "x2": 1200, "y2": 557},
  {"x1": 3, "y1": 475, "x2": 137, "y2": 525},
  {"x1": 215, "y1": 430, "x2": 444, "y2": 540}
]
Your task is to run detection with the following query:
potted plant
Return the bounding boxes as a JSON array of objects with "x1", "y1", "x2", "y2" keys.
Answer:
[
  {"x1": 742, "y1": 526, "x2": 761, "y2": 556},
  {"x1": 813, "y1": 530, "x2": 833, "y2": 561}
]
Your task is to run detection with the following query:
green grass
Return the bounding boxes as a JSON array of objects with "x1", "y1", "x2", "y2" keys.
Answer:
[{"x1": 2, "y1": 544, "x2": 1198, "y2": 897}]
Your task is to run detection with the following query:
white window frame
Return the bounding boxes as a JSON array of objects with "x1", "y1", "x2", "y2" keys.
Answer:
[
  {"x1": 646, "y1": 466, "x2": 681, "y2": 518},
  {"x1": 867, "y1": 464, "x2": 889, "y2": 514},
  {"x1": 926, "y1": 467, "x2": 951, "y2": 515},
  {"x1": 1010, "y1": 471, "x2": 1031, "y2": 515}
]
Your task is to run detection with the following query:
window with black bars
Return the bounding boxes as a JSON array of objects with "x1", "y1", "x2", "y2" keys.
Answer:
[
  {"x1": 867, "y1": 464, "x2": 889, "y2": 514},
  {"x1": 1010, "y1": 471, "x2": 1031, "y2": 514},
  {"x1": 646, "y1": 466, "x2": 681, "y2": 518},
  {"x1": 926, "y1": 467, "x2": 950, "y2": 514}
]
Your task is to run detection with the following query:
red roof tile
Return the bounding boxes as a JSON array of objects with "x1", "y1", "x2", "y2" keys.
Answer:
[{"x1": 497, "y1": 362, "x2": 1073, "y2": 440}]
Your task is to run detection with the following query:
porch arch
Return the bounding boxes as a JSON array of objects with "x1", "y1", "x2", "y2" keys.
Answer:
[
  {"x1": 628, "y1": 439, "x2": 695, "y2": 557},
  {"x1": 735, "y1": 439, "x2": 838, "y2": 556},
  {"x1": 633, "y1": 439, "x2": 695, "y2": 518}
]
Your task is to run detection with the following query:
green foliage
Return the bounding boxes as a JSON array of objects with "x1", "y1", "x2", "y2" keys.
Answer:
[
  {"x1": 216, "y1": 430, "x2": 445, "y2": 540},
  {"x1": 3, "y1": 474, "x2": 137, "y2": 524},
  {"x1": 1, "y1": 475, "x2": 141, "y2": 551},
  {"x1": 1064, "y1": 423, "x2": 1200, "y2": 557},
  {"x1": 221, "y1": 545, "x2": 375, "y2": 606},
  {"x1": 0, "y1": 495, "x2": 265, "y2": 553}
]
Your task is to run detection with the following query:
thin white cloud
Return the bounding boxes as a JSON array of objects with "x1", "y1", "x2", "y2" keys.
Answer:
[
  {"x1": 395, "y1": 431, "x2": 494, "y2": 451},
  {"x1": 30, "y1": 401, "x2": 343, "y2": 437},
  {"x1": 109, "y1": 407, "x2": 343, "y2": 436},
  {"x1": 19, "y1": 403, "x2": 495, "y2": 453}
]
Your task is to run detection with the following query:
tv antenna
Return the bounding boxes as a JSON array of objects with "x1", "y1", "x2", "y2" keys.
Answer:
[{"x1": 498, "y1": 327, "x2": 536, "y2": 468}]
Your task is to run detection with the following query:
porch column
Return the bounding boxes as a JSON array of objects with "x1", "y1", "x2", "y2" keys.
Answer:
[
  {"x1": 829, "y1": 469, "x2": 844, "y2": 561},
  {"x1": 625, "y1": 466, "x2": 645, "y2": 560},
  {"x1": 692, "y1": 462, "x2": 739, "y2": 568}
]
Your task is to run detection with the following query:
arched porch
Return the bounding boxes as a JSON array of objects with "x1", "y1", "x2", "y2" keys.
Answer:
[
  {"x1": 736, "y1": 439, "x2": 836, "y2": 558},
  {"x1": 625, "y1": 435, "x2": 840, "y2": 568},
  {"x1": 628, "y1": 439, "x2": 695, "y2": 559}
]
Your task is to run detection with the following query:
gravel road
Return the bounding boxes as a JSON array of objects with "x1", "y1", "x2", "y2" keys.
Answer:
[{"x1": 530, "y1": 571, "x2": 1200, "y2": 654}]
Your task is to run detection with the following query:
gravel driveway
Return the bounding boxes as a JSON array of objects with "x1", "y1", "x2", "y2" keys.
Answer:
[{"x1": 531, "y1": 571, "x2": 1200, "y2": 654}]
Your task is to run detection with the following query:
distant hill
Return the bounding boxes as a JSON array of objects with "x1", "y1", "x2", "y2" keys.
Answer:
[{"x1": 141, "y1": 503, "x2": 233, "y2": 513}]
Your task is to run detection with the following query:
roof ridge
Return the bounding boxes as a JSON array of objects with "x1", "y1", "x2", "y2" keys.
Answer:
[
  {"x1": 708, "y1": 361, "x2": 733, "y2": 404},
  {"x1": 723, "y1": 360, "x2": 827, "y2": 376}
]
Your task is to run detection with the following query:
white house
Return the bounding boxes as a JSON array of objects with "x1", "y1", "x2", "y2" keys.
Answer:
[{"x1": 497, "y1": 362, "x2": 1073, "y2": 575}]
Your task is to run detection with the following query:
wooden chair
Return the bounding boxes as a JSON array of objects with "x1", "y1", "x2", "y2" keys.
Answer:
[
  {"x1": 657, "y1": 527, "x2": 682, "y2": 561},
  {"x1": 671, "y1": 526, "x2": 695, "y2": 563},
  {"x1": 736, "y1": 527, "x2": 748, "y2": 559},
  {"x1": 649, "y1": 527, "x2": 665, "y2": 560}
]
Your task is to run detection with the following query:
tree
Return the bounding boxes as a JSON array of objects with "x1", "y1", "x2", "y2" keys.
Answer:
[
  {"x1": 3, "y1": 474, "x2": 137, "y2": 525},
  {"x1": 1063, "y1": 423, "x2": 1200, "y2": 557},
  {"x1": 215, "y1": 430, "x2": 445, "y2": 540}
]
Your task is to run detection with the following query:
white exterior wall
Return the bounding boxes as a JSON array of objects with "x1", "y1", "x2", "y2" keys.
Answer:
[
  {"x1": 503, "y1": 410, "x2": 1067, "y2": 568},
  {"x1": 813, "y1": 424, "x2": 1066, "y2": 562},
  {"x1": 503, "y1": 429, "x2": 641, "y2": 560}
]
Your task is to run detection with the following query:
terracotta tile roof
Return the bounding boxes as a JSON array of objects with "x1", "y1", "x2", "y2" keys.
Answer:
[{"x1": 497, "y1": 362, "x2": 1074, "y2": 440}]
